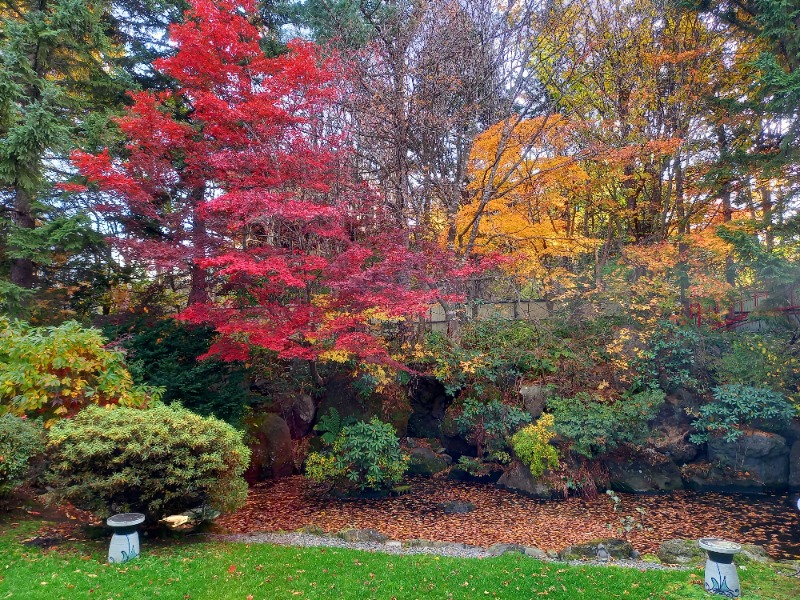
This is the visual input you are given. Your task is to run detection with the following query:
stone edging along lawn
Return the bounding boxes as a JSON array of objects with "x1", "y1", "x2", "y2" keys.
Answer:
[
  {"x1": 208, "y1": 529, "x2": 777, "y2": 573},
  {"x1": 209, "y1": 530, "x2": 675, "y2": 570}
]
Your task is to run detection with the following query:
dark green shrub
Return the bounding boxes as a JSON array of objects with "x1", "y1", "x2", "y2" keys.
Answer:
[
  {"x1": 549, "y1": 389, "x2": 665, "y2": 458},
  {"x1": 648, "y1": 322, "x2": 703, "y2": 391},
  {"x1": 0, "y1": 414, "x2": 45, "y2": 496},
  {"x1": 454, "y1": 398, "x2": 531, "y2": 460},
  {"x1": 118, "y1": 318, "x2": 253, "y2": 424},
  {"x1": 47, "y1": 404, "x2": 250, "y2": 518},
  {"x1": 690, "y1": 384, "x2": 796, "y2": 443},
  {"x1": 425, "y1": 319, "x2": 572, "y2": 396},
  {"x1": 306, "y1": 417, "x2": 408, "y2": 492},
  {"x1": 713, "y1": 334, "x2": 800, "y2": 402}
]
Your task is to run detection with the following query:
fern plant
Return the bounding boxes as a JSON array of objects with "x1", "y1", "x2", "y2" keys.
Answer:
[{"x1": 314, "y1": 408, "x2": 343, "y2": 445}]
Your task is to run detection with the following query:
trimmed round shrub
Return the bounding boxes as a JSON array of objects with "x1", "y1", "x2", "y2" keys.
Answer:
[
  {"x1": 306, "y1": 417, "x2": 408, "y2": 492},
  {"x1": 47, "y1": 404, "x2": 250, "y2": 518},
  {"x1": 0, "y1": 414, "x2": 45, "y2": 496}
]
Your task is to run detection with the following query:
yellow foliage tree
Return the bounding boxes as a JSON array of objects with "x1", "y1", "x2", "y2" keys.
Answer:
[{"x1": 456, "y1": 116, "x2": 598, "y2": 296}]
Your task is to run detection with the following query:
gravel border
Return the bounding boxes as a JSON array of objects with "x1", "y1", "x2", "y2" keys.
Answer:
[{"x1": 203, "y1": 531, "x2": 688, "y2": 571}]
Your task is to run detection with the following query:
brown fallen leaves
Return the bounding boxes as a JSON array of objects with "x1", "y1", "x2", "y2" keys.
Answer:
[{"x1": 217, "y1": 476, "x2": 800, "y2": 560}]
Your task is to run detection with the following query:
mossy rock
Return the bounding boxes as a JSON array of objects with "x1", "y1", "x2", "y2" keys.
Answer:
[
  {"x1": 297, "y1": 524, "x2": 327, "y2": 536},
  {"x1": 408, "y1": 447, "x2": 448, "y2": 476},
  {"x1": 657, "y1": 539, "x2": 705, "y2": 565},
  {"x1": 735, "y1": 544, "x2": 771, "y2": 565},
  {"x1": 560, "y1": 538, "x2": 633, "y2": 561},
  {"x1": 488, "y1": 543, "x2": 526, "y2": 556},
  {"x1": 337, "y1": 528, "x2": 388, "y2": 543},
  {"x1": 641, "y1": 553, "x2": 662, "y2": 564}
]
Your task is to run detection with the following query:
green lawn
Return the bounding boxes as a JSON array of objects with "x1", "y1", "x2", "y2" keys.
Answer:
[{"x1": 1, "y1": 521, "x2": 797, "y2": 599}]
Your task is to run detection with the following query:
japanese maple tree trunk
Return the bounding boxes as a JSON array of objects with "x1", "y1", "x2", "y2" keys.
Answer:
[{"x1": 187, "y1": 187, "x2": 209, "y2": 306}]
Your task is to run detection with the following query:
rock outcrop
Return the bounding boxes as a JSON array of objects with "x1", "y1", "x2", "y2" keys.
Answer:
[
  {"x1": 496, "y1": 461, "x2": 553, "y2": 498},
  {"x1": 707, "y1": 430, "x2": 790, "y2": 491},
  {"x1": 244, "y1": 412, "x2": 294, "y2": 481}
]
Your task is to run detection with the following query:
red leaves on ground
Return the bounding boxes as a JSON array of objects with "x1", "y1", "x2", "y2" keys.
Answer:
[{"x1": 218, "y1": 476, "x2": 800, "y2": 559}]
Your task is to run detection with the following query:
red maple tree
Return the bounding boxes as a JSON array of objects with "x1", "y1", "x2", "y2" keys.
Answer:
[{"x1": 74, "y1": 0, "x2": 475, "y2": 364}]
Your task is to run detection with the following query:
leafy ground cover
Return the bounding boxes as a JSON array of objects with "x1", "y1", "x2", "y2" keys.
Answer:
[{"x1": 218, "y1": 477, "x2": 800, "y2": 559}]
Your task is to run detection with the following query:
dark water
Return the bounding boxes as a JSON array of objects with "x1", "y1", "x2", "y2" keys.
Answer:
[{"x1": 616, "y1": 491, "x2": 800, "y2": 560}]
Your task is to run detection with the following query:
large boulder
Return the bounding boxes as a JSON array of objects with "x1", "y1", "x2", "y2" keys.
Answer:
[
  {"x1": 657, "y1": 539, "x2": 705, "y2": 566},
  {"x1": 267, "y1": 393, "x2": 316, "y2": 439},
  {"x1": 707, "y1": 430, "x2": 790, "y2": 491},
  {"x1": 790, "y1": 440, "x2": 800, "y2": 492},
  {"x1": 439, "y1": 401, "x2": 475, "y2": 459},
  {"x1": 244, "y1": 412, "x2": 294, "y2": 481},
  {"x1": 560, "y1": 538, "x2": 634, "y2": 561},
  {"x1": 605, "y1": 451, "x2": 683, "y2": 493},
  {"x1": 496, "y1": 461, "x2": 553, "y2": 498},
  {"x1": 408, "y1": 446, "x2": 449, "y2": 476},
  {"x1": 407, "y1": 376, "x2": 451, "y2": 438}
]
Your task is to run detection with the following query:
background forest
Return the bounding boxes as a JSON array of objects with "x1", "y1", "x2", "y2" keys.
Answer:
[{"x1": 1, "y1": 0, "x2": 799, "y2": 511}]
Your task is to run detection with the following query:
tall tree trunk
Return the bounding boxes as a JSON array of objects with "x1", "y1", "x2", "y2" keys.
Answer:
[
  {"x1": 10, "y1": 184, "x2": 36, "y2": 289},
  {"x1": 759, "y1": 185, "x2": 773, "y2": 251},
  {"x1": 673, "y1": 151, "x2": 690, "y2": 317},
  {"x1": 716, "y1": 127, "x2": 736, "y2": 286}
]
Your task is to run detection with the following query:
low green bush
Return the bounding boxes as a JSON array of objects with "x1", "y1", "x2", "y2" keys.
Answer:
[
  {"x1": 690, "y1": 384, "x2": 796, "y2": 443},
  {"x1": 510, "y1": 414, "x2": 559, "y2": 477},
  {"x1": 0, "y1": 414, "x2": 45, "y2": 496},
  {"x1": 306, "y1": 417, "x2": 408, "y2": 492},
  {"x1": 549, "y1": 389, "x2": 665, "y2": 458},
  {"x1": 46, "y1": 404, "x2": 250, "y2": 518}
]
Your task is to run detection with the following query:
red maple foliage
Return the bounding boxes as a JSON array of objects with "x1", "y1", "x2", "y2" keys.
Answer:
[{"x1": 74, "y1": 0, "x2": 477, "y2": 364}]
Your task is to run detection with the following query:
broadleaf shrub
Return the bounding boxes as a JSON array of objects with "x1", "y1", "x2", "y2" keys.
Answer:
[
  {"x1": 690, "y1": 384, "x2": 796, "y2": 443},
  {"x1": 47, "y1": 404, "x2": 250, "y2": 518},
  {"x1": 510, "y1": 414, "x2": 559, "y2": 477},
  {"x1": 424, "y1": 319, "x2": 572, "y2": 397},
  {"x1": 0, "y1": 318, "x2": 157, "y2": 424},
  {"x1": 305, "y1": 417, "x2": 408, "y2": 492},
  {"x1": 548, "y1": 389, "x2": 665, "y2": 457},
  {"x1": 0, "y1": 414, "x2": 45, "y2": 496}
]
